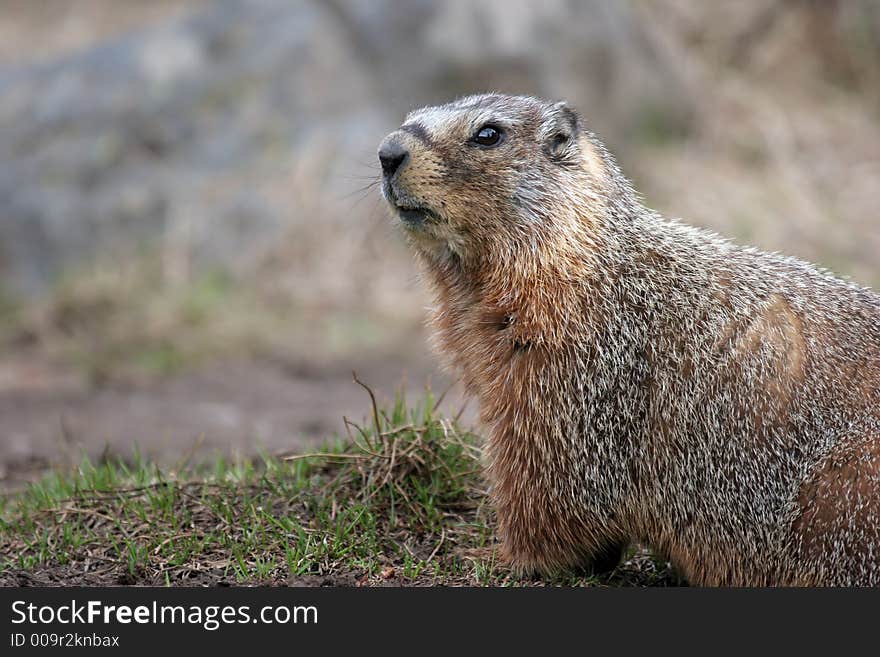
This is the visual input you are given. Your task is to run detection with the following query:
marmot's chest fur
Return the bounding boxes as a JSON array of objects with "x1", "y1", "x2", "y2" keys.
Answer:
[{"x1": 379, "y1": 93, "x2": 880, "y2": 586}]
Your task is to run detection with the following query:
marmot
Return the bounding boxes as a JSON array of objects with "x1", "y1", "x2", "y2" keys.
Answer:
[{"x1": 378, "y1": 93, "x2": 880, "y2": 586}]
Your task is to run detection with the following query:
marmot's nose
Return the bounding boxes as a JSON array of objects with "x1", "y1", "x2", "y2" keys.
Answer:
[{"x1": 378, "y1": 138, "x2": 409, "y2": 178}]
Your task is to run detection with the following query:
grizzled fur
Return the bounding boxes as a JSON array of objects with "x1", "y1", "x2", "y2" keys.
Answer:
[{"x1": 379, "y1": 93, "x2": 880, "y2": 586}]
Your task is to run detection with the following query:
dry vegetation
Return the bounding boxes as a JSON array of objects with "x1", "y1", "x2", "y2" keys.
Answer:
[{"x1": 634, "y1": 1, "x2": 880, "y2": 290}]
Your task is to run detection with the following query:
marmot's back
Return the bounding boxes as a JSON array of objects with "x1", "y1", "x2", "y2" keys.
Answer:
[{"x1": 378, "y1": 93, "x2": 880, "y2": 585}]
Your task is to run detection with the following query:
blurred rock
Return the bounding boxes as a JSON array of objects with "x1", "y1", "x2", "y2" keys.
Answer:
[{"x1": 0, "y1": 0, "x2": 694, "y2": 297}]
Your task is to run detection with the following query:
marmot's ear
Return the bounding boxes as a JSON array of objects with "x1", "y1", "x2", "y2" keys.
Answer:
[{"x1": 543, "y1": 101, "x2": 580, "y2": 160}]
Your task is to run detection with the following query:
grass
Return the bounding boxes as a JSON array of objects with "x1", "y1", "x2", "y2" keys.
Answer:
[{"x1": 0, "y1": 389, "x2": 677, "y2": 587}]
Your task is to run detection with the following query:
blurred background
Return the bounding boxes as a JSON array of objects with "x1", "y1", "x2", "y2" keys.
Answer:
[{"x1": 1, "y1": 0, "x2": 878, "y2": 483}]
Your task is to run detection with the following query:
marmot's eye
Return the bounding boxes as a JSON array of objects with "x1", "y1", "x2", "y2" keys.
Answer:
[{"x1": 471, "y1": 125, "x2": 503, "y2": 148}]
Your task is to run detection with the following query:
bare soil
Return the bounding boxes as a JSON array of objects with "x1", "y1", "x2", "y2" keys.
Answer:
[{"x1": 0, "y1": 352, "x2": 468, "y2": 490}]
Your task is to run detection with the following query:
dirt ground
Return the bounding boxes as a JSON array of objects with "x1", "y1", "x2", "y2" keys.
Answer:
[{"x1": 0, "y1": 351, "x2": 469, "y2": 490}]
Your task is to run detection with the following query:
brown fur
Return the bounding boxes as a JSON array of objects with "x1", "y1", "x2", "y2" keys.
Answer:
[
  {"x1": 379, "y1": 94, "x2": 880, "y2": 585},
  {"x1": 792, "y1": 437, "x2": 880, "y2": 585}
]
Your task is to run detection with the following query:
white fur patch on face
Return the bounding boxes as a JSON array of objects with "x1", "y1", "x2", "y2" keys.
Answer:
[
  {"x1": 405, "y1": 106, "x2": 461, "y2": 141},
  {"x1": 405, "y1": 95, "x2": 534, "y2": 145}
]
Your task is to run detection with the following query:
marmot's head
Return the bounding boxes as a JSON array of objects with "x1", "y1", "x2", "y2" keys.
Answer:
[{"x1": 378, "y1": 94, "x2": 630, "y2": 264}]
